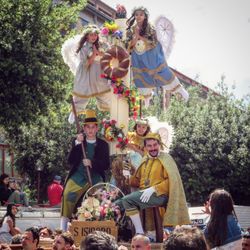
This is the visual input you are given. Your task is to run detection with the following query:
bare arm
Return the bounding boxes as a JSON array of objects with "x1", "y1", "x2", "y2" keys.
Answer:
[{"x1": 7, "y1": 218, "x2": 21, "y2": 235}]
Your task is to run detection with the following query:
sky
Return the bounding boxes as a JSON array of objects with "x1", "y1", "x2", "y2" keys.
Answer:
[{"x1": 102, "y1": 0, "x2": 250, "y2": 99}]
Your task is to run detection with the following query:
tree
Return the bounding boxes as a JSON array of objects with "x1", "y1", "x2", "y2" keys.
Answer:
[
  {"x1": 0, "y1": 0, "x2": 86, "y2": 130},
  {"x1": 157, "y1": 84, "x2": 250, "y2": 205},
  {"x1": 0, "y1": 0, "x2": 87, "y2": 201}
]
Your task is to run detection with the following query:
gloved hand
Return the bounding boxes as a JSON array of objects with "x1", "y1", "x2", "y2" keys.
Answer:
[{"x1": 140, "y1": 187, "x2": 155, "y2": 203}]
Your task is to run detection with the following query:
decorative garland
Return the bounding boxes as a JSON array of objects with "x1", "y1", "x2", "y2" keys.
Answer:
[
  {"x1": 101, "y1": 119, "x2": 128, "y2": 150},
  {"x1": 100, "y1": 74, "x2": 141, "y2": 119}
]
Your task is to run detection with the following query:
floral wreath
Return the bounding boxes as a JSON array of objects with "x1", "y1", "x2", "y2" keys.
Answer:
[
  {"x1": 101, "y1": 119, "x2": 128, "y2": 150},
  {"x1": 100, "y1": 74, "x2": 141, "y2": 119},
  {"x1": 82, "y1": 24, "x2": 100, "y2": 36},
  {"x1": 132, "y1": 6, "x2": 149, "y2": 17}
]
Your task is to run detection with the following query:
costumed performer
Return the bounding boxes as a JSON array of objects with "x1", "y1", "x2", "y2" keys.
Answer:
[
  {"x1": 126, "y1": 7, "x2": 189, "y2": 107},
  {"x1": 67, "y1": 24, "x2": 111, "y2": 123},
  {"x1": 60, "y1": 110, "x2": 110, "y2": 231},
  {"x1": 116, "y1": 132, "x2": 190, "y2": 237},
  {"x1": 127, "y1": 118, "x2": 151, "y2": 169}
]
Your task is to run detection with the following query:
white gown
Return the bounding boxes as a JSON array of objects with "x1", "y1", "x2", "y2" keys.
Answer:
[{"x1": 72, "y1": 42, "x2": 111, "y2": 114}]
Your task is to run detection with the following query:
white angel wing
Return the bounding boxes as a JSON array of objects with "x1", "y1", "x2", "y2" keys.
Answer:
[
  {"x1": 61, "y1": 34, "x2": 82, "y2": 75},
  {"x1": 147, "y1": 116, "x2": 174, "y2": 152},
  {"x1": 155, "y1": 16, "x2": 175, "y2": 60}
]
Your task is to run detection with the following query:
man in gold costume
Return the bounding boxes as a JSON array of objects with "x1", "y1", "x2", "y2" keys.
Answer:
[{"x1": 118, "y1": 132, "x2": 190, "y2": 235}]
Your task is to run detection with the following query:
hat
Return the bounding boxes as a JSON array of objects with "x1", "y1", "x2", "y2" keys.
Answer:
[
  {"x1": 54, "y1": 175, "x2": 62, "y2": 181},
  {"x1": 83, "y1": 110, "x2": 98, "y2": 124},
  {"x1": 144, "y1": 132, "x2": 161, "y2": 142},
  {"x1": 143, "y1": 132, "x2": 166, "y2": 149}
]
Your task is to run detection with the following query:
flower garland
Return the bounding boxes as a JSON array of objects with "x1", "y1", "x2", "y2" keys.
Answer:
[
  {"x1": 100, "y1": 74, "x2": 141, "y2": 119},
  {"x1": 101, "y1": 119, "x2": 128, "y2": 150},
  {"x1": 100, "y1": 21, "x2": 123, "y2": 39}
]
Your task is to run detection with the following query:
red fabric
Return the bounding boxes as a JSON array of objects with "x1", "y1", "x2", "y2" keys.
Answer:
[{"x1": 47, "y1": 181, "x2": 63, "y2": 206}]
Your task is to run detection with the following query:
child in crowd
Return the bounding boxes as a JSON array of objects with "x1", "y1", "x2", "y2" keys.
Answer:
[{"x1": 0, "y1": 204, "x2": 21, "y2": 244}]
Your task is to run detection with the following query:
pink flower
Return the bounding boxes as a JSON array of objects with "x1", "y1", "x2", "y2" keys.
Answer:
[
  {"x1": 101, "y1": 27, "x2": 109, "y2": 36},
  {"x1": 117, "y1": 137, "x2": 123, "y2": 142},
  {"x1": 124, "y1": 89, "x2": 130, "y2": 97},
  {"x1": 110, "y1": 119, "x2": 117, "y2": 125}
]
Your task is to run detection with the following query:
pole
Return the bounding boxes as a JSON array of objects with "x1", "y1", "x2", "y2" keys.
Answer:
[
  {"x1": 37, "y1": 171, "x2": 40, "y2": 204},
  {"x1": 71, "y1": 98, "x2": 93, "y2": 186}
]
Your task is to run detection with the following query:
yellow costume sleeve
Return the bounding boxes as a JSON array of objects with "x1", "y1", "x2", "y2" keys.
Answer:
[
  {"x1": 129, "y1": 167, "x2": 141, "y2": 188},
  {"x1": 154, "y1": 168, "x2": 169, "y2": 196}
]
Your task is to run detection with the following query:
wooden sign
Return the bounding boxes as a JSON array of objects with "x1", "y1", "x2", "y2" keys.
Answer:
[{"x1": 70, "y1": 220, "x2": 118, "y2": 246}]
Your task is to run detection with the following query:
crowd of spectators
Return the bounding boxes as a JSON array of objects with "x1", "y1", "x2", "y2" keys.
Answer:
[{"x1": 1, "y1": 188, "x2": 249, "y2": 249}]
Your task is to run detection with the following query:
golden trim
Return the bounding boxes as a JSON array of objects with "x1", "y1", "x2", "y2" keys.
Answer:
[
  {"x1": 72, "y1": 89, "x2": 110, "y2": 98},
  {"x1": 154, "y1": 73, "x2": 175, "y2": 85},
  {"x1": 133, "y1": 73, "x2": 175, "y2": 87},
  {"x1": 133, "y1": 74, "x2": 153, "y2": 88},
  {"x1": 133, "y1": 62, "x2": 168, "y2": 75}
]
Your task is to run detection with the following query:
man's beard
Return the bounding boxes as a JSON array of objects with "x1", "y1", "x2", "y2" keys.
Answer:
[{"x1": 149, "y1": 150, "x2": 158, "y2": 157}]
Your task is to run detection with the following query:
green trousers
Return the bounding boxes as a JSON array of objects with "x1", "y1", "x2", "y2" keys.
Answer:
[{"x1": 118, "y1": 190, "x2": 168, "y2": 216}]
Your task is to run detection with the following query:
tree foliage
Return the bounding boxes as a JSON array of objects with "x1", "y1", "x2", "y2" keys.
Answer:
[
  {"x1": 150, "y1": 84, "x2": 250, "y2": 205},
  {"x1": 0, "y1": 0, "x2": 87, "y2": 201},
  {"x1": 0, "y1": 0, "x2": 86, "y2": 130}
]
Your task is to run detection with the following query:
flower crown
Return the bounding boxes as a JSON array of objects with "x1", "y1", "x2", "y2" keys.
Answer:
[
  {"x1": 82, "y1": 24, "x2": 100, "y2": 36},
  {"x1": 132, "y1": 6, "x2": 149, "y2": 17}
]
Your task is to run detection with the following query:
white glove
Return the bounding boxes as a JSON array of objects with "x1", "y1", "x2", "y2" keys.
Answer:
[{"x1": 140, "y1": 187, "x2": 155, "y2": 203}]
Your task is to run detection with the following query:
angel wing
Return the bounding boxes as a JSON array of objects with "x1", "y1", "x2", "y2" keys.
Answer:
[
  {"x1": 147, "y1": 116, "x2": 174, "y2": 152},
  {"x1": 61, "y1": 34, "x2": 82, "y2": 75},
  {"x1": 155, "y1": 16, "x2": 175, "y2": 60}
]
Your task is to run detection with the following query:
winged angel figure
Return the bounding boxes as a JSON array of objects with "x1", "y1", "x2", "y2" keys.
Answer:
[
  {"x1": 126, "y1": 7, "x2": 189, "y2": 108},
  {"x1": 61, "y1": 25, "x2": 111, "y2": 123}
]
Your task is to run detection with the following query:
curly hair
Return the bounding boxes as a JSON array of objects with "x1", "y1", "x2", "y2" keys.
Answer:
[
  {"x1": 80, "y1": 231, "x2": 118, "y2": 250},
  {"x1": 163, "y1": 226, "x2": 207, "y2": 250}
]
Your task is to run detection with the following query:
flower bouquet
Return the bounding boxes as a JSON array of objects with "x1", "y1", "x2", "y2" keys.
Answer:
[
  {"x1": 77, "y1": 183, "x2": 124, "y2": 222},
  {"x1": 100, "y1": 21, "x2": 123, "y2": 40}
]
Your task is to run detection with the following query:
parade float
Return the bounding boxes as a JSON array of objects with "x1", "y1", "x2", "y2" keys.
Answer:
[{"x1": 60, "y1": 4, "x2": 190, "y2": 247}]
